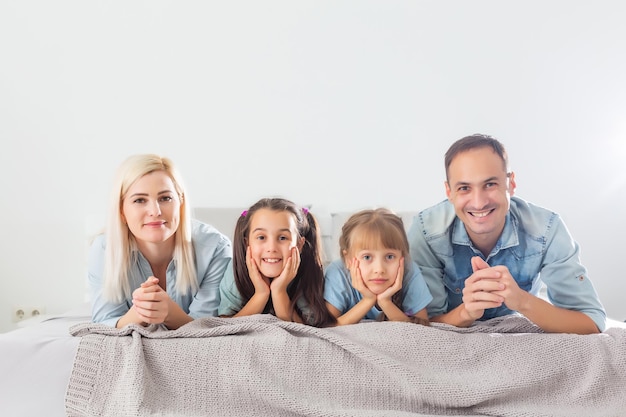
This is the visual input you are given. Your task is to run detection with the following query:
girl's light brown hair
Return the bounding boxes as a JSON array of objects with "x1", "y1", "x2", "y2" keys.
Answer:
[
  {"x1": 338, "y1": 208, "x2": 425, "y2": 324},
  {"x1": 338, "y1": 208, "x2": 409, "y2": 263}
]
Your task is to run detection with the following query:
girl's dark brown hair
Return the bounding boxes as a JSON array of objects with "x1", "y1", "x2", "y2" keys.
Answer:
[{"x1": 232, "y1": 198, "x2": 336, "y2": 327}]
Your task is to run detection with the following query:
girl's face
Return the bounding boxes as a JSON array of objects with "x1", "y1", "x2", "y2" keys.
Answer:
[
  {"x1": 122, "y1": 170, "x2": 181, "y2": 247},
  {"x1": 247, "y1": 208, "x2": 303, "y2": 278},
  {"x1": 348, "y1": 244, "x2": 403, "y2": 295}
]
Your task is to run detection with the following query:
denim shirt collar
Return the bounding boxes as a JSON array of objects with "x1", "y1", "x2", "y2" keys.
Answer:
[{"x1": 451, "y1": 211, "x2": 520, "y2": 258}]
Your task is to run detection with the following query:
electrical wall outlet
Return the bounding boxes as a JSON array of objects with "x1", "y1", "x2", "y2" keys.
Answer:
[{"x1": 12, "y1": 306, "x2": 46, "y2": 322}]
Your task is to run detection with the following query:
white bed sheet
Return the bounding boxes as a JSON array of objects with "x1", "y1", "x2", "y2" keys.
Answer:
[
  {"x1": 0, "y1": 303, "x2": 624, "y2": 417},
  {"x1": 0, "y1": 304, "x2": 90, "y2": 417}
]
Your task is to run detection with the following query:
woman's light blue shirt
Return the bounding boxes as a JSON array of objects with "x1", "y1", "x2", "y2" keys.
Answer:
[{"x1": 89, "y1": 220, "x2": 232, "y2": 327}]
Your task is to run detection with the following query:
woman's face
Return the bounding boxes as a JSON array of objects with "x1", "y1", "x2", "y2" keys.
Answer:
[
  {"x1": 122, "y1": 170, "x2": 181, "y2": 247},
  {"x1": 247, "y1": 208, "x2": 302, "y2": 278}
]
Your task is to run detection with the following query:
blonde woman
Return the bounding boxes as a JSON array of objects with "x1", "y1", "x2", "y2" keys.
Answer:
[{"x1": 88, "y1": 154, "x2": 232, "y2": 329}]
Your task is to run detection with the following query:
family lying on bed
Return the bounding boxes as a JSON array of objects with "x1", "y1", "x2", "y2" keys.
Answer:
[{"x1": 87, "y1": 134, "x2": 606, "y2": 336}]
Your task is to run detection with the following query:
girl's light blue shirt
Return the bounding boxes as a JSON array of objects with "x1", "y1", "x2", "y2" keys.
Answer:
[{"x1": 323, "y1": 258, "x2": 433, "y2": 320}]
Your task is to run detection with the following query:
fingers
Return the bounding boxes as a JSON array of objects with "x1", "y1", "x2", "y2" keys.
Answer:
[
  {"x1": 384, "y1": 258, "x2": 404, "y2": 295},
  {"x1": 489, "y1": 267, "x2": 525, "y2": 310},
  {"x1": 463, "y1": 286, "x2": 504, "y2": 305},
  {"x1": 471, "y1": 256, "x2": 491, "y2": 273},
  {"x1": 462, "y1": 261, "x2": 506, "y2": 319},
  {"x1": 465, "y1": 276, "x2": 505, "y2": 292},
  {"x1": 133, "y1": 278, "x2": 163, "y2": 299},
  {"x1": 246, "y1": 247, "x2": 262, "y2": 280},
  {"x1": 245, "y1": 246, "x2": 272, "y2": 295},
  {"x1": 282, "y1": 246, "x2": 299, "y2": 278},
  {"x1": 289, "y1": 246, "x2": 301, "y2": 274},
  {"x1": 132, "y1": 290, "x2": 170, "y2": 324},
  {"x1": 136, "y1": 277, "x2": 162, "y2": 313},
  {"x1": 394, "y1": 258, "x2": 405, "y2": 289},
  {"x1": 463, "y1": 274, "x2": 505, "y2": 308},
  {"x1": 349, "y1": 258, "x2": 375, "y2": 299},
  {"x1": 349, "y1": 258, "x2": 361, "y2": 288},
  {"x1": 461, "y1": 289, "x2": 503, "y2": 320},
  {"x1": 140, "y1": 276, "x2": 159, "y2": 288},
  {"x1": 463, "y1": 272, "x2": 504, "y2": 304},
  {"x1": 132, "y1": 303, "x2": 168, "y2": 323},
  {"x1": 271, "y1": 246, "x2": 301, "y2": 291},
  {"x1": 133, "y1": 285, "x2": 167, "y2": 302},
  {"x1": 464, "y1": 271, "x2": 504, "y2": 294},
  {"x1": 462, "y1": 262, "x2": 522, "y2": 319},
  {"x1": 245, "y1": 246, "x2": 257, "y2": 273}
]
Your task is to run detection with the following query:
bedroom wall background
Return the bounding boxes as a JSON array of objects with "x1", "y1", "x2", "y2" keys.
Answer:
[{"x1": 1, "y1": 0, "x2": 625, "y2": 332}]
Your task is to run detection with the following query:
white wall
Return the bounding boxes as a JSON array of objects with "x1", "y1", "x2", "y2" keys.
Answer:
[{"x1": 1, "y1": 0, "x2": 625, "y2": 332}]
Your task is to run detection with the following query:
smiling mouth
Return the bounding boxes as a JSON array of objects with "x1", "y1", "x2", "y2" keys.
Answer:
[
  {"x1": 468, "y1": 209, "x2": 494, "y2": 218},
  {"x1": 263, "y1": 258, "x2": 282, "y2": 264}
]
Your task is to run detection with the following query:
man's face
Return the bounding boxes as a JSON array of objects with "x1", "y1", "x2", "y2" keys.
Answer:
[{"x1": 445, "y1": 147, "x2": 516, "y2": 254}]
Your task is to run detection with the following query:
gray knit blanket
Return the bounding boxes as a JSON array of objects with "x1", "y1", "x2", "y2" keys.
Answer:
[{"x1": 65, "y1": 315, "x2": 626, "y2": 417}]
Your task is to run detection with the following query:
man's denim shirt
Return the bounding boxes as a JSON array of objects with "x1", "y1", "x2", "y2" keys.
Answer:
[{"x1": 407, "y1": 196, "x2": 606, "y2": 331}]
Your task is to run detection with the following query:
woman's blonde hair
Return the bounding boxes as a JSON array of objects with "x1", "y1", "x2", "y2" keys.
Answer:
[
  {"x1": 103, "y1": 154, "x2": 197, "y2": 302},
  {"x1": 338, "y1": 208, "x2": 410, "y2": 263}
]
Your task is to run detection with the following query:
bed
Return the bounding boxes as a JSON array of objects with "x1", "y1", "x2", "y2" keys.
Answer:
[
  {"x1": 2, "y1": 306, "x2": 626, "y2": 417},
  {"x1": 1, "y1": 207, "x2": 625, "y2": 417}
]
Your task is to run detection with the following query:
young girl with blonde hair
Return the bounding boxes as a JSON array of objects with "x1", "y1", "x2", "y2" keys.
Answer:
[{"x1": 324, "y1": 208, "x2": 431, "y2": 325}]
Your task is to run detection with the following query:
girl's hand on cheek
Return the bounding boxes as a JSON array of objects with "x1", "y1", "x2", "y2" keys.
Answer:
[
  {"x1": 271, "y1": 246, "x2": 300, "y2": 292},
  {"x1": 378, "y1": 257, "x2": 404, "y2": 302},
  {"x1": 350, "y1": 258, "x2": 375, "y2": 301},
  {"x1": 246, "y1": 246, "x2": 270, "y2": 296}
]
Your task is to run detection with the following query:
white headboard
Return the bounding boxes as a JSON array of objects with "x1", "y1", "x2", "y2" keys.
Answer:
[{"x1": 192, "y1": 207, "x2": 244, "y2": 244}]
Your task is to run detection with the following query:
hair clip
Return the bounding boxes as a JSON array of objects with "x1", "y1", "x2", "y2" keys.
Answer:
[
  {"x1": 241, "y1": 210, "x2": 248, "y2": 217},
  {"x1": 302, "y1": 207, "x2": 309, "y2": 215}
]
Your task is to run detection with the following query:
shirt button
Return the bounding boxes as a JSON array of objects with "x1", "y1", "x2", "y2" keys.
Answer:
[{"x1": 455, "y1": 288, "x2": 461, "y2": 294}]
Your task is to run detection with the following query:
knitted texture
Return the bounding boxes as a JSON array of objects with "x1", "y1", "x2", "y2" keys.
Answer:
[{"x1": 65, "y1": 315, "x2": 626, "y2": 417}]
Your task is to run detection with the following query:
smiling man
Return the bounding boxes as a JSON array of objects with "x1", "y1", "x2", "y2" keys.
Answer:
[{"x1": 408, "y1": 134, "x2": 606, "y2": 334}]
